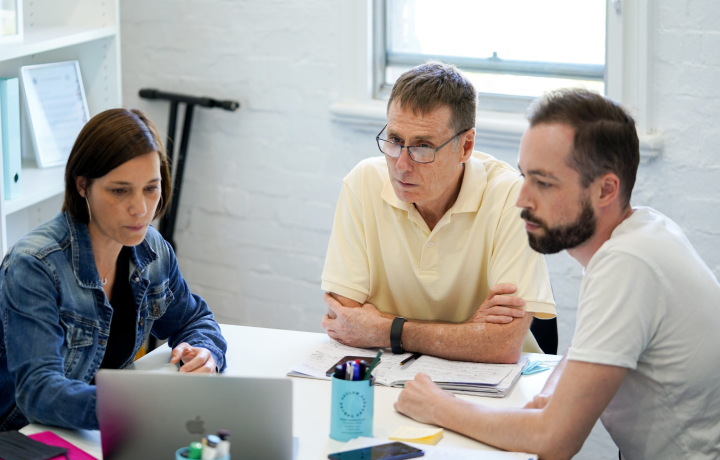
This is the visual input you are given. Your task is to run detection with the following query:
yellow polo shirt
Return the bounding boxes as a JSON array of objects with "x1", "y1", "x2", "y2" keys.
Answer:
[{"x1": 321, "y1": 151, "x2": 556, "y2": 352}]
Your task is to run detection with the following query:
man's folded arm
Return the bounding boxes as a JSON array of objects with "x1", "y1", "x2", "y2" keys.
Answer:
[
  {"x1": 329, "y1": 291, "x2": 362, "y2": 308},
  {"x1": 401, "y1": 314, "x2": 532, "y2": 363},
  {"x1": 323, "y1": 292, "x2": 532, "y2": 364}
]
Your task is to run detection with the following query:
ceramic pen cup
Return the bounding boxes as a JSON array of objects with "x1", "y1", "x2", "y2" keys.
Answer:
[{"x1": 329, "y1": 373, "x2": 375, "y2": 441}]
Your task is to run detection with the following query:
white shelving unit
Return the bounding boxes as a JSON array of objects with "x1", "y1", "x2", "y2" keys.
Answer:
[{"x1": 0, "y1": 0, "x2": 121, "y2": 254}]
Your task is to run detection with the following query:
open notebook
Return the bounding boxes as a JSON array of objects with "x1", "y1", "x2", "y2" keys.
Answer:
[{"x1": 287, "y1": 340, "x2": 528, "y2": 397}]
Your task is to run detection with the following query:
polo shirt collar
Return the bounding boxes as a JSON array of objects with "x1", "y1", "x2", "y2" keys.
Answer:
[{"x1": 381, "y1": 155, "x2": 488, "y2": 216}]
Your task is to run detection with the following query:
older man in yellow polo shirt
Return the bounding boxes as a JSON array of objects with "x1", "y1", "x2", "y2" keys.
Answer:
[{"x1": 321, "y1": 62, "x2": 556, "y2": 363}]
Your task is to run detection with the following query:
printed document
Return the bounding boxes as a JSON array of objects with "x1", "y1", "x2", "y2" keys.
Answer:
[{"x1": 287, "y1": 340, "x2": 528, "y2": 397}]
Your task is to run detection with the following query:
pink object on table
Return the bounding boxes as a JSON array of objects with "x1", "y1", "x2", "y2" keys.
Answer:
[{"x1": 27, "y1": 431, "x2": 98, "y2": 460}]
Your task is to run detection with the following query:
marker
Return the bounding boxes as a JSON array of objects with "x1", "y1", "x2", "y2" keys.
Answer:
[
  {"x1": 216, "y1": 430, "x2": 230, "y2": 457},
  {"x1": 335, "y1": 364, "x2": 345, "y2": 379},
  {"x1": 201, "y1": 435, "x2": 220, "y2": 460},
  {"x1": 358, "y1": 360, "x2": 368, "y2": 379},
  {"x1": 363, "y1": 350, "x2": 383, "y2": 380},
  {"x1": 187, "y1": 442, "x2": 203, "y2": 459},
  {"x1": 400, "y1": 352, "x2": 422, "y2": 366}
]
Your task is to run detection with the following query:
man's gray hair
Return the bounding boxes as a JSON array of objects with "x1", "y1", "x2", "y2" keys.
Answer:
[{"x1": 388, "y1": 60, "x2": 477, "y2": 133}]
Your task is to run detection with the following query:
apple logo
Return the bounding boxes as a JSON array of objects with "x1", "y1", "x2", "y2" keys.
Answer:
[{"x1": 186, "y1": 416, "x2": 205, "y2": 434}]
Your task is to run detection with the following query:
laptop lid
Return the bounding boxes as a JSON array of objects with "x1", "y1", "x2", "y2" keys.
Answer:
[{"x1": 96, "y1": 370, "x2": 293, "y2": 460}]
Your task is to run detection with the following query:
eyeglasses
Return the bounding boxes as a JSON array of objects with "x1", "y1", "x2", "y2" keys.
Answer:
[{"x1": 375, "y1": 124, "x2": 472, "y2": 164}]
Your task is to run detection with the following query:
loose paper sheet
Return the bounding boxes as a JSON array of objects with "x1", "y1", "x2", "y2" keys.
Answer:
[
  {"x1": 389, "y1": 426, "x2": 443, "y2": 444},
  {"x1": 289, "y1": 341, "x2": 516, "y2": 388},
  {"x1": 389, "y1": 426, "x2": 443, "y2": 440},
  {"x1": 385, "y1": 355, "x2": 513, "y2": 386}
]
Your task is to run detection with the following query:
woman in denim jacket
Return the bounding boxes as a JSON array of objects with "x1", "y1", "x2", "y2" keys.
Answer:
[{"x1": 0, "y1": 109, "x2": 227, "y2": 431}]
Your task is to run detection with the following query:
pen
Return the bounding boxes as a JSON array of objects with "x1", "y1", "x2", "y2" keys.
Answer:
[
  {"x1": 363, "y1": 350, "x2": 383, "y2": 380},
  {"x1": 399, "y1": 352, "x2": 422, "y2": 366}
]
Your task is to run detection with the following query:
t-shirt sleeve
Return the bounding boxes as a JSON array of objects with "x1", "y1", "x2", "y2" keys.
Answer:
[
  {"x1": 568, "y1": 252, "x2": 664, "y2": 370},
  {"x1": 320, "y1": 181, "x2": 370, "y2": 304},
  {"x1": 489, "y1": 183, "x2": 556, "y2": 318}
]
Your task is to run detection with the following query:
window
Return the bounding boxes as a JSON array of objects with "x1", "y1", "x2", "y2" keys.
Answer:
[
  {"x1": 331, "y1": 0, "x2": 661, "y2": 158},
  {"x1": 379, "y1": 0, "x2": 606, "y2": 112}
]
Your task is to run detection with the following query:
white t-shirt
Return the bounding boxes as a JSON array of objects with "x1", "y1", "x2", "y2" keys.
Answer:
[{"x1": 568, "y1": 207, "x2": 720, "y2": 460}]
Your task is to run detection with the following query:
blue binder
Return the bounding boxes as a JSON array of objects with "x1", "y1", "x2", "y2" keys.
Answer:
[{"x1": 0, "y1": 77, "x2": 21, "y2": 200}]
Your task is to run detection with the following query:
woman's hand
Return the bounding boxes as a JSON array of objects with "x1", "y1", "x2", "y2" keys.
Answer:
[{"x1": 170, "y1": 343, "x2": 217, "y2": 374}]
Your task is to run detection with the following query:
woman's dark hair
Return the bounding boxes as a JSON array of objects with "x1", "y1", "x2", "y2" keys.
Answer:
[
  {"x1": 527, "y1": 89, "x2": 639, "y2": 209},
  {"x1": 62, "y1": 108, "x2": 171, "y2": 224}
]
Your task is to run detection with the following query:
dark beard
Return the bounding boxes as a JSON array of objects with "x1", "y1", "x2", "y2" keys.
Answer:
[{"x1": 521, "y1": 200, "x2": 597, "y2": 254}]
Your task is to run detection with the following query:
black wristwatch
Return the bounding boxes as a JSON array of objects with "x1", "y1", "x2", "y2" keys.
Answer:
[{"x1": 390, "y1": 316, "x2": 407, "y2": 354}]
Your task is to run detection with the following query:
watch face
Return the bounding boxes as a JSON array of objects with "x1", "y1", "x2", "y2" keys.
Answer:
[{"x1": 339, "y1": 390, "x2": 368, "y2": 418}]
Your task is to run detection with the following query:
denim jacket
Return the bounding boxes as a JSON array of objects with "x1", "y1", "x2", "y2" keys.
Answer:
[{"x1": 0, "y1": 212, "x2": 227, "y2": 431}]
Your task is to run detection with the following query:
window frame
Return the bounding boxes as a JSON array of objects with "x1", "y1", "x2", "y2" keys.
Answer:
[
  {"x1": 329, "y1": 0, "x2": 662, "y2": 158},
  {"x1": 376, "y1": 1, "x2": 605, "y2": 105}
]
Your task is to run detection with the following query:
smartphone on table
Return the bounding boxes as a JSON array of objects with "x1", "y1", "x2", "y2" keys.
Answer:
[
  {"x1": 327, "y1": 442, "x2": 424, "y2": 460},
  {"x1": 325, "y1": 356, "x2": 375, "y2": 377}
]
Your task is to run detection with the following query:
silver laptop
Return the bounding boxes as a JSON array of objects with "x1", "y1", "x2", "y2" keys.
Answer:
[{"x1": 96, "y1": 370, "x2": 293, "y2": 459}]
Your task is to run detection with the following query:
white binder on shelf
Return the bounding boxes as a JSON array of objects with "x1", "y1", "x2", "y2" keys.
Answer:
[
  {"x1": 20, "y1": 61, "x2": 89, "y2": 169},
  {"x1": 0, "y1": 77, "x2": 21, "y2": 199}
]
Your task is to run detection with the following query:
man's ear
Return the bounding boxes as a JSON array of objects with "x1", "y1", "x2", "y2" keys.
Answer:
[
  {"x1": 596, "y1": 173, "x2": 621, "y2": 209},
  {"x1": 75, "y1": 176, "x2": 87, "y2": 197},
  {"x1": 460, "y1": 128, "x2": 475, "y2": 162}
]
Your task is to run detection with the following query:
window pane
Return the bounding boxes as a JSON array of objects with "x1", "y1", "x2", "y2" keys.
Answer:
[
  {"x1": 385, "y1": 0, "x2": 606, "y2": 97},
  {"x1": 386, "y1": 66, "x2": 606, "y2": 99}
]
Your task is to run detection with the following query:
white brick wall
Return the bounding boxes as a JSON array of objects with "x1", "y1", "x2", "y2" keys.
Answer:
[{"x1": 120, "y1": 1, "x2": 720, "y2": 458}]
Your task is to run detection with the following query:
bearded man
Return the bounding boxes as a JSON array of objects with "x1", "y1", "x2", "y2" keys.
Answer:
[{"x1": 395, "y1": 88, "x2": 720, "y2": 460}]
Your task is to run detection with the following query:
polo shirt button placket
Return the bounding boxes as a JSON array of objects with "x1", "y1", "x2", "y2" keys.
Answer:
[{"x1": 420, "y1": 236, "x2": 440, "y2": 274}]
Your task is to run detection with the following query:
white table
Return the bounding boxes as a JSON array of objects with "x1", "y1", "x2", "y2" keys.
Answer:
[{"x1": 21, "y1": 324, "x2": 559, "y2": 459}]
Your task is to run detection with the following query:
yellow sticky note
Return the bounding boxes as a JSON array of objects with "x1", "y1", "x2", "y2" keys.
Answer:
[{"x1": 389, "y1": 426, "x2": 444, "y2": 445}]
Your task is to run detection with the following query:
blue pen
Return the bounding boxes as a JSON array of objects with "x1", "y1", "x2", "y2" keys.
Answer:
[
  {"x1": 345, "y1": 362, "x2": 355, "y2": 380},
  {"x1": 353, "y1": 362, "x2": 361, "y2": 380}
]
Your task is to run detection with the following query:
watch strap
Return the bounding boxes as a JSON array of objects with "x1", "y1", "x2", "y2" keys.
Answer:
[{"x1": 390, "y1": 316, "x2": 407, "y2": 354}]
